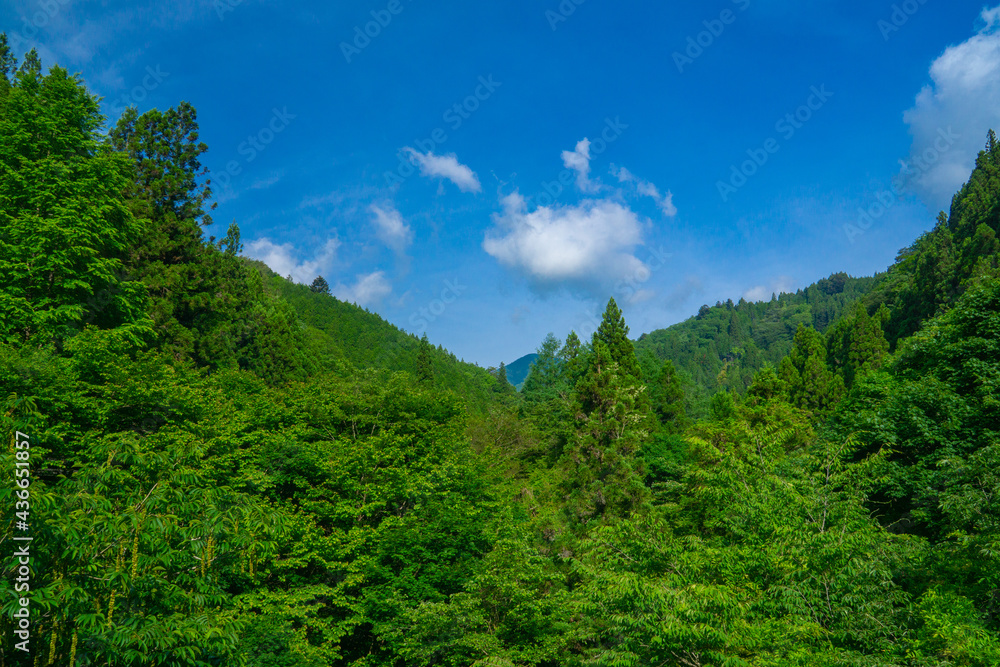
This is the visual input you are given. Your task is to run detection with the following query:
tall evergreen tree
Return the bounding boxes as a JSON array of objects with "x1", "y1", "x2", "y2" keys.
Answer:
[
  {"x1": 19, "y1": 48, "x2": 40, "y2": 79},
  {"x1": 828, "y1": 303, "x2": 890, "y2": 388},
  {"x1": 593, "y1": 297, "x2": 641, "y2": 379},
  {"x1": 650, "y1": 359, "x2": 687, "y2": 432},
  {"x1": 559, "y1": 330, "x2": 588, "y2": 390},
  {"x1": 0, "y1": 34, "x2": 16, "y2": 91},
  {"x1": 109, "y1": 103, "x2": 220, "y2": 358},
  {"x1": 495, "y1": 361, "x2": 515, "y2": 395},
  {"x1": 779, "y1": 324, "x2": 844, "y2": 413},
  {"x1": 562, "y1": 340, "x2": 651, "y2": 526},
  {"x1": 416, "y1": 333, "x2": 434, "y2": 385},
  {"x1": 310, "y1": 276, "x2": 331, "y2": 295}
]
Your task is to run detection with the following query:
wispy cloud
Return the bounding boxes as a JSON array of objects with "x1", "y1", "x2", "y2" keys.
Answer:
[
  {"x1": 561, "y1": 138, "x2": 596, "y2": 192},
  {"x1": 244, "y1": 237, "x2": 339, "y2": 284},
  {"x1": 333, "y1": 271, "x2": 392, "y2": 306},
  {"x1": 370, "y1": 203, "x2": 414, "y2": 255},
  {"x1": 403, "y1": 148, "x2": 482, "y2": 193},
  {"x1": 612, "y1": 165, "x2": 678, "y2": 216},
  {"x1": 251, "y1": 170, "x2": 285, "y2": 190}
]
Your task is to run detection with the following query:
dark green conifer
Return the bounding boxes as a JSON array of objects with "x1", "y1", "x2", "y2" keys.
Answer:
[
  {"x1": 593, "y1": 298, "x2": 641, "y2": 380},
  {"x1": 416, "y1": 333, "x2": 434, "y2": 385}
]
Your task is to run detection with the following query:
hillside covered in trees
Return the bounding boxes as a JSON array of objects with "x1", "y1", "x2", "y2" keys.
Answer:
[
  {"x1": 632, "y1": 273, "x2": 878, "y2": 403},
  {"x1": 3, "y1": 40, "x2": 1000, "y2": 667}
]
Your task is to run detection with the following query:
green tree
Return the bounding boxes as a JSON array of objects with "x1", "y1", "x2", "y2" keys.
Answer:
[
  {"x1": 593, "y1": 297, "x2": 641, "y2": 380},
  {"x1": 310, "y1": 276, "x2": 330, "y2": 294},
  {"x1": 0, "y1": 33, "x2": 16, "y2": 92},
  {"x1": 521, "y1": 333, "x2": 563, "y2": 403},
  {"x1": 649, "y1": 359, "x2": 686, "y2": 432},
  {"x1": 779, "y1": 324, "x2": 845, "y2": 414},
  {"x1": 0, "y1": 59, "x2": 149, "y2": 344},
  {"x1": 561, "y1": 340, "x2": 651, "y2": 527},
  {"x1": 559, "y1": 330, "x2": 588, "y2": 389},
  {"x1": 494, "y1": 361, "x2": 516, "y2": 395},
  {"x1": 416, "y1": 332, "x2": 434, "y2": 385},
  {"x1": 827, "y1": 303, "x2": 890, "y2": 388}
]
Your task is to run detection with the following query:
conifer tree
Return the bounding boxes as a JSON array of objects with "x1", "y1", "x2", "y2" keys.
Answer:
[
  {"x1": 827, "y1": 303, "x2": 890, "y2": 388},
  {"x1": 650, "y1": 359, "x2": 686, "y2": 431},
  {"x1": 310, "y1": 276, "x2": 331, "y2": 295},
  {"x1": 779, "y1": 324, "x2": 844, "y2": 413},
  {"x1": 559, "y1": 330, "x2": 588, "y2": 390},
  {"x1": 416, "y1": 333, "x2": 434, "y2": 385},
  {"x1": 495, "y1": 362, "x2": 515, "y2": 394},
  {"x1": 109, "y1": 103, "x2": 221, "y2": 357},
  {"x1": 561, "y1": 304, "x2": 654, "y2": 527},
  {"x1": 593, "y1": 298, "x2": 641, "y2": 379},
  {"x1": 522, "y1": 333, "x2": 563, "y2": 402},
  {"x1": 19, "y1": 48, "x2": 40, "y2": 79},
  {"x1": 0, "y1": 34, "x2": 16, "y2": 91}
]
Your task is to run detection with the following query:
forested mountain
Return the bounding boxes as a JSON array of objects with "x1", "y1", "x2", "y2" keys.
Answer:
[
  {"x1": 261, "y1": 264, "x2": 501, "y2": 411},
  {"x1": 503, "y1": 353, "x2": 538, "y2": 389},
  {"x1": 2, "y1": 41, "x2": 1000, "y2": 667},
  {"x1": 633, "y1": 273, "x2": 878, "y2": 403}
]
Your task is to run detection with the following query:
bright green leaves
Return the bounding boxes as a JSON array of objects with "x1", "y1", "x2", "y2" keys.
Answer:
[
  {"x1": 0, "y1": 64, "x2": 147, "y2": 343},
  {"x1": 911, "y1": 588, "x2": 1000, "y2": 666},
  {"x1": 779, "y1": 324, "x2": 845, "y2": 415}
]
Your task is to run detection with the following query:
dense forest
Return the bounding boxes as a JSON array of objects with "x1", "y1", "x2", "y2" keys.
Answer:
[{"x1": 2, "y1": 40, "x2": 1000, "y2": 666}]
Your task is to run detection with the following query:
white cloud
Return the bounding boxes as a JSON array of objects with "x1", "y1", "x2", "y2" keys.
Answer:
[
  {"x1": 483, "y1": 192, "x2": 648, "y2": 292},
  {"x1": 244, "y1": 237, "x2": 339, "y2": 284},
  {"x1": 333, "y1": 271, "x2": 392, "y2": 306},
  {"x1": 403, "y1": 148, "x2": 481, "y2": 193},
  {"x1": 613, "y1": 166, "x2": 678, "y2": 216},
  {"x1": 743, "y1": 276, "x2": 796, "y2": 303},
  {"x1": 664, "y1": 276, "x2": 704, "y2": 309},
  {"x1": 251, "y1": 171, "x2": 284, "y2": 190},
  {"x1": 902, "y1": 5, "x2": 1000, "y2": 209},
  {"x1": 370, "y1": 203, "x2": 414, "y2": 255},
  {"x1": 561, "y1": 138, "x2": 597, "y2": 192}
]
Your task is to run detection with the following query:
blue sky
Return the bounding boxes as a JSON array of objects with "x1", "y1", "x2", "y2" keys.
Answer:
[{"x1": 5, "y1": 0, "x2": 1000, "y2": 366}]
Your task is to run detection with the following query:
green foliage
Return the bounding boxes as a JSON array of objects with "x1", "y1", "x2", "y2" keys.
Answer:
[
  {"x1": 266, "y1": 270, "x2": 498, "y2": 408},
  {"x1": 870, "y1": 131, "x2": 1000, "y2": 345},
  {"x1": 593, "y1": 298, "x2": 641, "y2": 380},
  {"x1": 778, "y1": 324, "x2": 845, "y2": 415},
  {"x1": 0, "y1": 62, "x2": 149, "y2": 344},
  {"x1": 3, "y1": 49, "x2": 1000, "y2": 667},
  {"x1": 309, "y1": 276, "x2": 330, "y2": 295},
  {"x1": 559, "y1": 341, "x2": 652, "y2": 527},
  {"x1": 417, "y1": 332, "x2": 434, "y2": 385},
  {"x1": 521, "y1": 333, "x2": 564, "y2": 404},
  {"x1": 636, "y1": 273, "x2": 877, "y2": 401}
]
